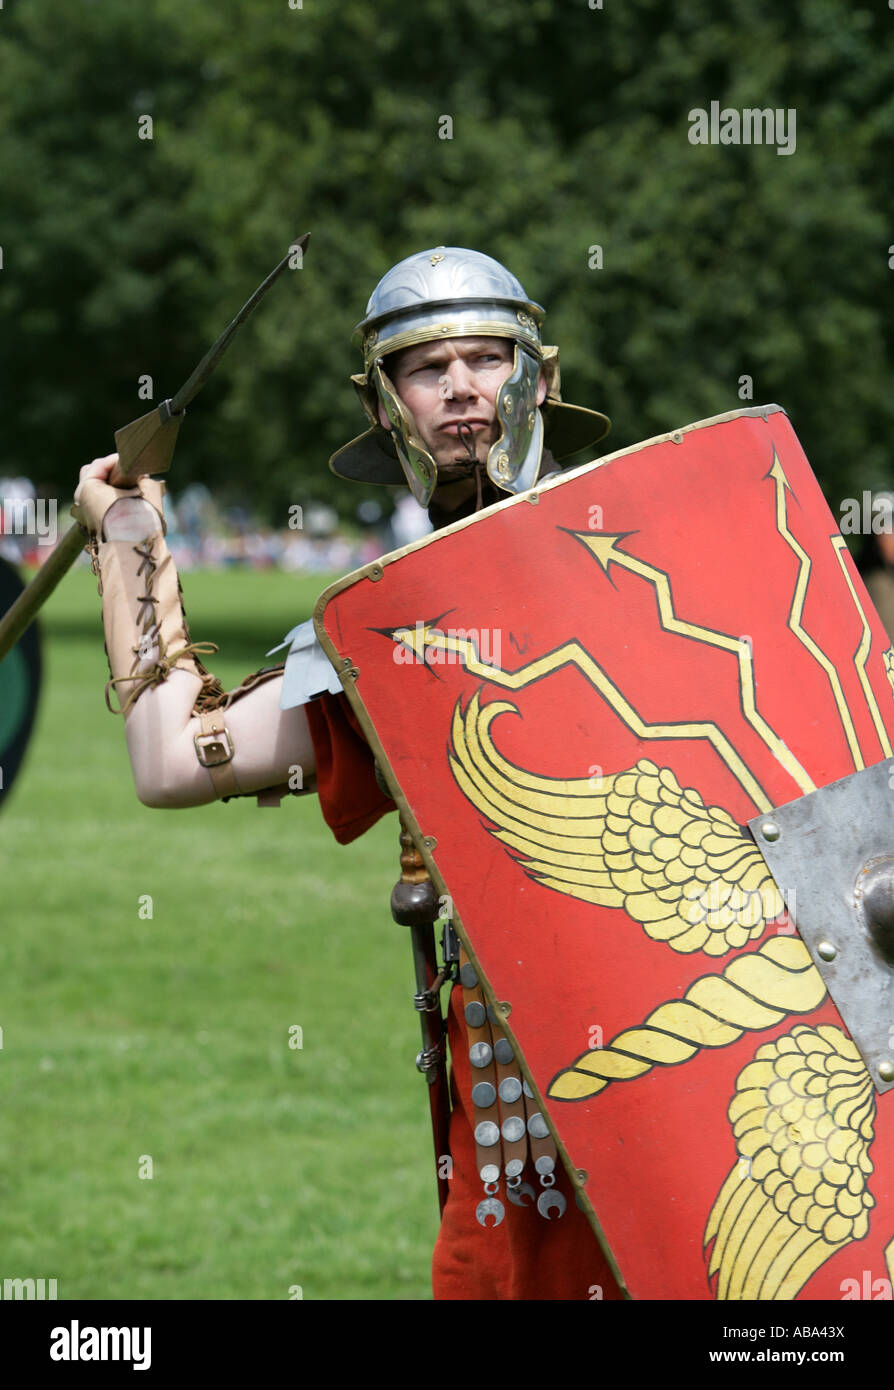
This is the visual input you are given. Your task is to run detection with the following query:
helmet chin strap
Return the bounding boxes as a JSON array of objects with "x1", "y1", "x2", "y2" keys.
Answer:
[{"x1": 454, "y1": 422, "x2": 487, "y2": 512}]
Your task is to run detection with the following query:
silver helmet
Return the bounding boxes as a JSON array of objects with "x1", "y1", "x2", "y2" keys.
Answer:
[{"x1": 329, "y1": 246, "x2": 610, "y2": 507}]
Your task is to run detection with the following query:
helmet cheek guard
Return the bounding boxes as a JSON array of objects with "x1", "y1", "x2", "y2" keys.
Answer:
[
  {"x1": 371, "y1": 359, "x2": 438, "y2": 508},
  {"x1": 488, "y1": 342, "x2": 544, "y2": 495}
]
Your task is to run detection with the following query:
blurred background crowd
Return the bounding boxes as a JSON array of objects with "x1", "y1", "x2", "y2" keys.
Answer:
[{"x1": 0, "y1": 475, "x2": 433, "y2": 573}]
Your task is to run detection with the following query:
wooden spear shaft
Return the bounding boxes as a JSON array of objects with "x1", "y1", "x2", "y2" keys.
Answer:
[{"x1": 0, "y1": 523, "x2": 87, "y2": 658}]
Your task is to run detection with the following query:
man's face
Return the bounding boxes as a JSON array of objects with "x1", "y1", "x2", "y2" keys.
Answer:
[{"x1": 377, "y1": 336, "x2": 546, "y2": 495}]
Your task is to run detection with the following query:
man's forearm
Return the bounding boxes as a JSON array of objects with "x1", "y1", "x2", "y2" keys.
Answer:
[{"x1": 124, "y1": 665, "x2": 315, "y2": 809}]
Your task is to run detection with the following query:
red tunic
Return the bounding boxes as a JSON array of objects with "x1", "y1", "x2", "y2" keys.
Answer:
[{"x1": 305, "y1": 691, "x2": 623, "y2": 1300}]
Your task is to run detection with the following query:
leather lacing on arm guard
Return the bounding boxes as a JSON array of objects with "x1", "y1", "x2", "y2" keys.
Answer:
[{"x1": 86, "y1": 529, "x2": 284, "y2": 719}]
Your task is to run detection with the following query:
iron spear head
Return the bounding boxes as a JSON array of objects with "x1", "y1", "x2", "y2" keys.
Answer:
[{"x1": 108, "y1": 231, "x2": 310, "y2": 487}]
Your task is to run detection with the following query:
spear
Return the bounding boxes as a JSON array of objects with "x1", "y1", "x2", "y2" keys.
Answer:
[{"x1": 0, "y1": 232, "x2": 310, "y2": 663}]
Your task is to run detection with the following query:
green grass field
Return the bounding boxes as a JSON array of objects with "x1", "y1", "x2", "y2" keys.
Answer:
[{"x1": 0, "y1": 559, "x2": 439, "y2": 1299}]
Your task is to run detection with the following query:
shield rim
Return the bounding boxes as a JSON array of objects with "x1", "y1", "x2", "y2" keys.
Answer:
[
  {"x1": 312, "y1": 402, "x2": 788, "y2": 1294},
  {"x1": 0, "y1": 556, "x2": 43, "y2": 810}
]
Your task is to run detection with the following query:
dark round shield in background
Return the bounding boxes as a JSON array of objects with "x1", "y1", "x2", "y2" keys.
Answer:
[{"x1": 0, "y1": 555, "x2": 42, "y2": 809}]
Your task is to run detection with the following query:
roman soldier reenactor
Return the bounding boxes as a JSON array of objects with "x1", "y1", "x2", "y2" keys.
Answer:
[{"x1": 71, "y1": 247, "x2": 624, "y2": 1299}]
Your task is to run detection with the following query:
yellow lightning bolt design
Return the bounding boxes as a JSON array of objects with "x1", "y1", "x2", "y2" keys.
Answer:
[
  {"x1": 769, "y1": 453, "x2": 863, "y2": 769},
  {"x1": 393, "y1": 626, "x2": 774, "y2": 812},
  {"x1": 831, "y1": 535, "x2": 892, "y2": 758},
  {"x1": 570, "y1": 531, "x2": 815, "y2": 795}
]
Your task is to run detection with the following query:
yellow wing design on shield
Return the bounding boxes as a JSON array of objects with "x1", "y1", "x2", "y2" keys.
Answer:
[
  {"x1": 449, "y1": 692, "x2": 783, "y2": 956},
  {"x1": 705, "y1": 1024, "x2": 876, "y2": 1300}
]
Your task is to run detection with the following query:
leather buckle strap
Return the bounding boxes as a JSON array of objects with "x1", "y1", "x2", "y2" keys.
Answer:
[{"x1": 194, "y1": 710, "x2": 239, "y2": 798}]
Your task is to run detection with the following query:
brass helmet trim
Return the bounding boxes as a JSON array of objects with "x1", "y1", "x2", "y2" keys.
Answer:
[{"x1": 360, "y1": 309, "x2": 543, "y2": 373}]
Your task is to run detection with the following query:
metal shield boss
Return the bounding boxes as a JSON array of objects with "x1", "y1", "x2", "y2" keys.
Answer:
[{"x1": 315, "y1": 404, "x2": 894, "y2": 1301}]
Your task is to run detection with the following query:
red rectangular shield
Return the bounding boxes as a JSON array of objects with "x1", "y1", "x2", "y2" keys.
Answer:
[{"x1": 315, "y1": 405, "x2": 894, "y2": 1300}]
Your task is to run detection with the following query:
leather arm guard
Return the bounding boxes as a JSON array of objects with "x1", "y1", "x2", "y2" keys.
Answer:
[{"x1": 72, "y1": 476, "x2": 289, "y2": 802}]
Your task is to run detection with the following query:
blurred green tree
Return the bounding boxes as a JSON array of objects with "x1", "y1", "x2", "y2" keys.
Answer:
[{"x1": 1, "y1": 0, "x2": 891, "y2": 524}]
